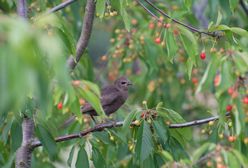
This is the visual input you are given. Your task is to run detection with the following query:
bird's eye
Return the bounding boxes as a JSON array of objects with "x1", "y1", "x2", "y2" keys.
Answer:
[{"x1": 121, "y1": 81, "x2": 126, "y2": 85}]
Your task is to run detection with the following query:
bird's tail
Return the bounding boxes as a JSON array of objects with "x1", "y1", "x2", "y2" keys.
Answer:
[{"x1": 59, "y1": 115, "x2": 76, "y2": 129}]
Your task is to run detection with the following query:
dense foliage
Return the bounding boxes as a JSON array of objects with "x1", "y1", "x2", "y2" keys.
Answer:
[{"x1": 0, "y1": 0, "x2": 248, "y2": 167}]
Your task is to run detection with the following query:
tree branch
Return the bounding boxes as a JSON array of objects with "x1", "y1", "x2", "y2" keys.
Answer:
[
  {"x1": 48, "y1": 0, "x2": 77, "y2": 13},
  {"x1": 67, "y1": 0, "x2": 96, "y2": 70},
  {"x1": 17, "y1": 0, "x2": 27, "y2": 18},
  {"x1": 139, "y1": 0, "x2": 221, "y2": 38},
  {"x1": 16, "y1": 1, "x2": 35, "y2": 167},
  {"x1": 192, "y1": 0, "x2": 209, "y2": 28},
  {"x1": 15, "y1": 117, "x2": 34, "y2": 168},
  {"x1": 31, "y1": 112, "x2": 230, "y2": 148}
]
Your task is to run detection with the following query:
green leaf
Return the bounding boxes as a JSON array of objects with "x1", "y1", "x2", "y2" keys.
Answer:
[
  {"x1": 216, "y1": 10, "x2": 222, "y2": 25},
  {"x1": 123, "y1": 110, "x2": 137, "y2": 130},
  {"x1": 178, "y1": 25, "x2": 198, "y2": 58},
  {"x1": 192, "y1": 143, "x2": 215, "y2": 163},
  {"x1": 230, "y1": 27, "x2": 248, "y2": 37},
  {"x1": 120, "y1": 1, "x2": 130, "y2": 31},
  {"x1": 231, "y1": 149, "x2": 248, "y2": 166},
  {"x1": 82, "y1": 80, "x2": 101, "y2": 97},
  {"x1": 159, "y1": 150, "x2": 173, "y2": 162},
  {"x1": 36, "y1": 124, "x2": 57, "y2": 160},
  {"x1": 227, "y1": 151, "x2": 241, "y2": 168},
  {"x1": 178, "y1": 25, "x2": 198, "y2": 77},
  {"x1": 79, "y1": 81, "x2": 105, "y2": 116},
  {"x1": 157, "y1": 107, "x2": 192, "y2": 142},
  {"x1": 165, "y1": 31, "x2": 178, "y2": 62},
  {"x1": 76, "y1": 146, "x2": 89, "y2": 168},
  {"x1": 183, "y1": 0, "x2": 192, "y2": 11},
  {"x1": 229, "y1": 0, "x2": 239, "y2": 12},
  {"x1": 10, "y1": 120, "x2": 22, "y2": 153},
  {"x1": 233, "y1": 109, "x2": 241, "y2": 135},
  {"x1": 153, "y1": 120, "x2": 168, "y2": 144},
  {"x1": 196, "y1": 55, "x2": 220, "y2": 93},
  {"x1": 67, "y1": 145, "x2": 75, "y2": 167},
  {"x1": 92, "y1": 146, "x2": 106, "y2": 168},
  {"x1": 156, "y1": 102, "x2": 163, "y2": 111},
  {"x1": 0, "y1": 119, "x2": 13, "y2": 144},
  {"x1": 186, "y1": 57, "x2": 194, "y2": 78},
  {"x1": 96, "y1": 0, "x2": 106, "y2": 19},
  {"x1": 233, "y1": 52, "x2": 248, "y2": 73},
  {"x1": 216, "y1": 60, "x2": 234, "y2": 97},
  {"x1": 135, "y1": 121, "x2": 154, "y2": 162},
  {"x1": 2, "y1": 152, "x2": 15, "y2": 168}
]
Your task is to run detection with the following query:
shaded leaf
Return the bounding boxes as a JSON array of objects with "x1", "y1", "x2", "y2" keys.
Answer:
[
  {"x1": 92, "y1": 146, "x2": 106, "y2": 168},
  {"x1": 36, "y1": 124, "x2": 57, "y2": 160},
  {"x1": 76, "y1": 146, "x2": 89, "y2": 168},
  {"x1": 153, "y1": 120, "x2": 168, "y2": 144},
  {"x1": 192, "y1": 143, "x2": 215, "y2": 163},
  {"x1": 120, "y1": 1, "x2": 130, "y2": 31},
  {"x1": 67, "y1": 145, "x2": 75, "y2": 167},
  {"x1": 135, "y1": 121, "x2": 154, "y2": 162},
  {"x1": 123, "y1": 110, "x2": 138, "y2": 131},
  {"x1": 96, "y1": 0, "x2": 106, "y2": 19}
]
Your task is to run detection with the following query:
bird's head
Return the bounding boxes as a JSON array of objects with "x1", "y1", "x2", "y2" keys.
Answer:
[{"x1": 114, "y1": 76, "x2": 132, "y2": 91}]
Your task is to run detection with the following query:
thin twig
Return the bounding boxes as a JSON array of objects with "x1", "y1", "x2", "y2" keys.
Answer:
[
  {"x1": 240, "y1": 0, "x2": 248, "y2": 16},
  {"x1": 48, "y1": 0, "x2": 77, "y2": 13},
  {"x1": 67, "y1": 0, "x2": 96, "y2": 69},
  {"x1": 140, "y1": 0, "x2": 220, "y2": 38},
  {"x1": 31, "y1": 112, "x2": 230, "y2": 148}
]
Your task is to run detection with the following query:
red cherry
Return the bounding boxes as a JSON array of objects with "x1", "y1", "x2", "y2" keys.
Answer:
[
  {"x1": 228, "y1": 87, "x2": 234, "y2": 95},
  {"x1": 149, "y1": 22, "x2": 155, "y2": 29},
  {"x1": 192, "y1": 77, "x2": 198, "y2": 84},
  {"x1": 243, "y1": 97, "x2": 248, "y2": 104},
  {"x1": 57, "y1": 102, "x2": 63, "y2": 110},
  {"x1": 140, "y1": 112, "x2": 145, "y2": 119},
  {"x1": 164, "y1": 23, "x2": 171, "y2": 28},
  {"x1": 200, "y1": 51, "x2": 206, "y2": 60},
  {"x1": 154, "y1": 37, "x2": 161, "y2": 44},
  {"x1": 214, "y1": 74, "x2": 221, "y2": 87},
  {"x1": 226, "y1": 105, "x2": 233, "y2": 111},
  {"x1": 228, "y1": 136, "x2": 236, "y2": 142}
]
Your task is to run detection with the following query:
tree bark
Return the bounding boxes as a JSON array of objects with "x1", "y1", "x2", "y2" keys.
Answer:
[
  {"x1": 15, "y1": 117, "x2": 34, "y2": 168},
  {"x1": 67, "y1": 0, "x2": 96, "y2": 69}
]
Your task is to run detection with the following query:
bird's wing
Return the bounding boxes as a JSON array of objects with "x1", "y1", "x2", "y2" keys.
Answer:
[
  {"x1": 100, "y1": 85, "x2": 116, "y2": 95},
  {"x1": 81, "y1": 90, "x2": 120, "y2": 113},
  {"x1": 100, "y1": 92, "x2": 120, "y2": 107}
]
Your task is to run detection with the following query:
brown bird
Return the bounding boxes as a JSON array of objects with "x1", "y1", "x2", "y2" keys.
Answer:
[{"x1": 62, "y1": 77, "x2": 132, "y2": 127}]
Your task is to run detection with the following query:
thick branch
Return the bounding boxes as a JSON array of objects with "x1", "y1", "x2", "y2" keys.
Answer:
[
  {"x1": 67, "y1": 0, "x2": 96, "y2": 70},
  {"x1": 139, "y1": 0, "x2": 221, "y2": 38},
  {"x1": 15, "y1": 117, "x2": 34, "y2": 168},
  {"x1": 193, "y1": 0, "x2": 209, "y2": 28},
  {"x1": 16, "y1": 1, "x2": 35, "y2": 167},
  {"x1": 17, "y1": 0, "x2": 27, "y2": 18},
  {"x1": 32, "y1": 112, "x2": 230, "y2": 148},
  {"x1": 48, "y1": 0, "x2": 77, "y2": 13}
]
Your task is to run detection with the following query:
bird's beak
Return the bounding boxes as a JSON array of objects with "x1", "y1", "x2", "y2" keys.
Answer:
[{"x1": 127, "y1": 81, "x2": 132, "y2": 86}]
